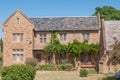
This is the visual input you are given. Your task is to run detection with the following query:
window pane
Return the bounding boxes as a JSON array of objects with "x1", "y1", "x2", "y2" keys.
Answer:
[
  {"x1": 13, "y1": 54, "x2": 17, "y2": 61},
  {"x1": 44, "y1": 38, "x2": 46, "y2": 43},
  {"x1": 60, "y1": 34, "x2": 62, "y2": 40},
  {"x1": 19, "y1": 54, "x2": 23, "y2": 61},
  {"x1": 64, "y1": 34, "x2": 66, "y2": 40},
  {"x1": 20, "y1": 34, "x2": 23, "y2": 42},
  {"x1": 13, "y1": 34, "x2": 16, "y2": 41},
  {"x1": 40, "y1": 38, "x2": 42, "y2": 43}
]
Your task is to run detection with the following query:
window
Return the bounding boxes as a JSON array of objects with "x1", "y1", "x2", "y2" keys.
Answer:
[
  {"x1": 40, "y1": 34, "x2": 46, "y2": 43},
  {"x1": 13, "y1": 33, "x2": 23, "y2": 42},
  {"x1": 12, "y1": 49, "x2": 23, "y2": 62},
  {"x1": 17, "y1": 18, "x2": 20, "y2": 24},
  {"x1": 82, "y1": 33, "x2": 90, "y2": 41},
  {"x1": 60, "y1": 33, "x2": 66, "y2": 41}
]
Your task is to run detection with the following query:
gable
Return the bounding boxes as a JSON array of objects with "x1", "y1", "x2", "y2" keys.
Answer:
[{"x1": 3, "y1": 10, "x2": 33, "y2": 25}]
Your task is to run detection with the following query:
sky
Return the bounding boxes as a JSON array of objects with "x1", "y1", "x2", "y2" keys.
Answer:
[{"x1": 0, "y1": 0, "x2": 120, "y2": 39}]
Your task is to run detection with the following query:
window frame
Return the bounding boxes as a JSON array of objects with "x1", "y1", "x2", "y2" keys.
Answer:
[
  {"x1": 82, "y1": 33, "x2": 90, "y2": 41},
  {"x1": 60, "y1": 33, "x2": 67, "y2": 41},
  {"x1": 39, "y1": 33, "x2": 46, "y2": 43},
  {"x1": 13, "y1": 33, "x2": 23, "y2": 42},
  {"x1": 12, "y1": 49, "x2": 24, "y2": 62}
]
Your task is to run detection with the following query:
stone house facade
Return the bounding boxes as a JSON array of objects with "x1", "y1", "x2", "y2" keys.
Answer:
[{"x1": 2, "y1": 10, "x2": 101, "y2": 68}]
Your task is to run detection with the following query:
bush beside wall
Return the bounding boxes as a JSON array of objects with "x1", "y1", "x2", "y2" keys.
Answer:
[
  {"x1": 1, "y1": 65, "x2": 36, "y2": 80},
  {"x1": 80, "y1": 69, "x2": 88, "y2": 77}
]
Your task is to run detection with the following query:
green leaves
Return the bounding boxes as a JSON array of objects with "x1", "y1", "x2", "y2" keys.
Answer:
[
  {"x1": 68, "y1": 40, "x2": 99, "y2": 58},
  {"x1": 1, "y1": 65, "x2": 36, "y2": 80},
  {"x1": 93, "y1": 6, "x2": 120, "y2": 20}
]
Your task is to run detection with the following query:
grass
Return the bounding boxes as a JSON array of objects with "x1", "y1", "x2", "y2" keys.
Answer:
[
  {"x1": 102, "y1": 73, "x2": 115, "y2": 80},
  {"x1": 34, "y1": 71, "x2": 109, "y2": 80}
]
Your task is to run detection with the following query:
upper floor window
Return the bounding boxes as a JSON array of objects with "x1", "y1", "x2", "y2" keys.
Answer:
[
  {"x1": 40, "y1": 34, "x2": 46, "y2": 43},
  {"x1": 13, "y1": 33, "x2": 23, "y2": 42},
  {"x1": 12, "y1": 49, "x2": 24, "y2": 62},
  {"x1": 82, "y1": 33, "x2": 90, "y2": 41},
  {"x1": 60, "y1": 33, "x2": 66, "y2": 41},
  {"x1": 17, "y1": 18, "x2": 20, "y2": 24}
]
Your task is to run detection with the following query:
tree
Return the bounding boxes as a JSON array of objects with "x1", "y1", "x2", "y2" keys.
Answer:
[
  {"x1": 44, "y1": 31, "x2": 64, "y2": 64},
  {"x1": 93, "y1": 6, "x2": 120, "y2": 20},
  {"x1": 68, "y1": 39, "x2": 82, "y2": 67}
]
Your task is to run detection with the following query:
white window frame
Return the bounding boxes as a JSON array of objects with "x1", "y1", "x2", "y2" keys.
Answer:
[
  {"x1": 60, "y1": 33, "x2": 66, "y2": 41},
  {"x1": 12, "y1": 49, "x2": 24, "y2": 62},
  {"x1": 40, "y1": 33, "x2": 46, "y2": 43},
  {"x1": 82, "y1": 33, "x2": 90, "y2": 41},
  {"x1": 13, "y1": 33, "x2": 23, "y2": 42}
]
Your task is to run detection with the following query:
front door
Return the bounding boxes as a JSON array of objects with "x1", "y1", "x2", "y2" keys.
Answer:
[{"x1": 36, "y1": 54, "x2": 41, "y2": 62}]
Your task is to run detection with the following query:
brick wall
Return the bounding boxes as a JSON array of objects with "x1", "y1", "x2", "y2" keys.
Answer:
[{"x1": 2, "y1": 10, "x2": 34, "y2": 66}]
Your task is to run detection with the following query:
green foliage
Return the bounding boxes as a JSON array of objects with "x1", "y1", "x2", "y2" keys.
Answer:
[
  {"x1": 68, "y1": 39, "x2": 82, "y2": 58},
  {"x1": 36, "y1": 64, "x2": 57, "y2": 71},
  {"x1": 36, "y1": 64, "x2": 74, "y2": 71},
  {"x1": 45, "y1": 31, "x2": 99, "y2": 65},
  {"x1": 87, "y1": 68, "x2": 97, "y2": 74},
  {"x1": 80, "y1": 69, "x2": 88, "y2": 77},
  {"x1": 93, "y1": 6, "x2": 120, "y2": 20},
  {"x1": 58, "y1": 64, "x2": 74, "y2": 71},
  {"x1": 1, "y1": 65, "x2": 36, "y2": 80},
  {"x1": 44, "y1": 31, "x2": 68, "y2": 64},
  {"x1": 89, "y1": 43, "x2": 99, "y2": 55},
  {"x1": 25, "y1": 58, "x2": 38, "y2": 67}
]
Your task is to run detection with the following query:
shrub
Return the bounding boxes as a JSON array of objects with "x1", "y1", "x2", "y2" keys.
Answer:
[
  {"x1": 58, "y1": 65, "x2": 66, "y2": 70},
  {"x1": 36, "y1": 64, "x2": 57, "y2": 71},
  {"x1": 1, "y1": 65, "x2": 36, "y2": 80},
  {"x1": 58, "y1": 64, "x2": 74, "y2": 71},
  {"x1": 25, "y1": 58, "x2": 38, "y2": 66},
  {"x1": 88, "y1": 68, "x2": 97, "y2": 74},
  {"x1": 80, "y1": 69, "x2": 88, "y2": 77}
]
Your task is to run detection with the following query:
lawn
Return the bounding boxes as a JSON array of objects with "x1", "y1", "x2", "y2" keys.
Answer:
[{"x1": 34, "y1": 71, "x2": 115, "y2": 80}]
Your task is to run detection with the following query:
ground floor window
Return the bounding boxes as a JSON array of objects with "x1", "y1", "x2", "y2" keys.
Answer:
[
  {"x1": 80, "y1": 53, "x2": 91, "y2": 64},
  {"x1": 12, "y1": 49, "x2": 23, "y2": 62}
]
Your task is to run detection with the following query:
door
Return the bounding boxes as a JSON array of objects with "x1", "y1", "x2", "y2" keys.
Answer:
[{"x1": 36, "y1": 54, "x2": 41, "y2": 62}]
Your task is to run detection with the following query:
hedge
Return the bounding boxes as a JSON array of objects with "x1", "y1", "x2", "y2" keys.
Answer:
[{"x1": 1, "y1": 65, "x2": 36, "y2": 80}]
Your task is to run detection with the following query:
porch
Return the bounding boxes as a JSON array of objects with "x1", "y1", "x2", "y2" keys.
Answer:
[{"x1": 33, "y1": 50, "x2": 96, "y2": 68}]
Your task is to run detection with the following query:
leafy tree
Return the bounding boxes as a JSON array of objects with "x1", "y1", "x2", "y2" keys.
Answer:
[
  {"x1": 44, "y1": 31, "x2": 64, "y2": 64},
  {"x1": 89, "y1": 43, "x2": 99, "y2": 55},
  {"x1": 93, "y1": 6, "x2": 120, "y2": 20},
  {"x1": 68, "y1": 39, "x2": 82, "y2": 67}
]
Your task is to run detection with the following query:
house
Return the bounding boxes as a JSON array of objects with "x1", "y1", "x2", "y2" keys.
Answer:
[
  {"x1": 2, "y1": 10, "x2": 101, "y2": 68},
  {"x1": 99, "y1": 19, "x2": 120, "y2": 73}
]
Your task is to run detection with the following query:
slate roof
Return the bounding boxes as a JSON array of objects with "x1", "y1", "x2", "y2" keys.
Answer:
[
  {"x1": 104, "y1": 21, "x2": 120, "y2": 51},
  {"x1": 29, "y1": 16, "x2": 99, "y2": 31}
]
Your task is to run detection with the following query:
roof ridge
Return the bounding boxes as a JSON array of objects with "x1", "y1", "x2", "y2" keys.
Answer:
[{"x1": 29, "y1": 16, "x2": 97, "y2": 18}]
